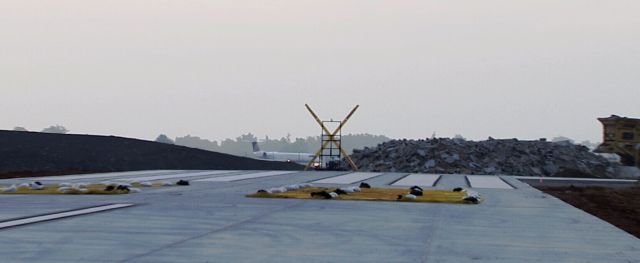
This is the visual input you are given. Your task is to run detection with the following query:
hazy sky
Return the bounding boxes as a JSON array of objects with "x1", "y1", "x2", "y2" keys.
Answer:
[{"x1": 2, "y1": 1, "x2": 638, "y2": 143}]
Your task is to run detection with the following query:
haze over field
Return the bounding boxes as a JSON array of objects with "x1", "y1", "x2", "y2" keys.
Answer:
[{"x1": 1, "y1": 1, "x2": 639, "y2": 143}]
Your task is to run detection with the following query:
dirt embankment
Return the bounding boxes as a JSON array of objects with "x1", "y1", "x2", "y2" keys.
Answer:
[
  {"x1": 538, "y1": 185, "x2": 640, "y2": 238},
  {"x1": 0, "y1": 130, "x2": 301, "y2": 179}
]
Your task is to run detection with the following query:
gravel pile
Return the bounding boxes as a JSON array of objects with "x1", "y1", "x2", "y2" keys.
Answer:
[{"x1": 350, "y1": 138, "x2": 617, "y2": 178}]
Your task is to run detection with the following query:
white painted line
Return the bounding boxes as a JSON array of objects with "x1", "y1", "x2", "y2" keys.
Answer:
[
  {"x1": 196, "y1": 171, "x2": 298, "y2": 182},
  {"x1": 0, "y1": 204, "x2": 134, "y2": 229},
  {"x1": 514, "y1": 176, "x2": 638, "y2": 182},
  {"x1": 30, "y1": 170, "x2": 181, "y2": 181},
  {"x1": 312, "y1": 172, "x2": 383, "y2": 184},
  {"x1": 467, "y1": 176, "x2": 514, "y2": 189},
  {"x1": 116, "y1": 170, "x2": 235, "y2": 182},
  {"x1": 392, "y1": 174, "x2": 441, "y2": 187}
]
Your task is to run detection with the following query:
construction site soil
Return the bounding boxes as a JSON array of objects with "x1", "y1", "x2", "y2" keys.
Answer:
[
  {"x1": 0, "y1": 130, "x2": 301, "y2": 179},
  {"x1": 538, "y1": 185, "x2": 640, "y2": 239}
]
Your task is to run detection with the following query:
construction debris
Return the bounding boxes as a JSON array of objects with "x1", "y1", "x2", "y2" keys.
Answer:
[
  {"x1": 176, "y1": 180, "x2": 190, "y2": 186},
  {"x1": 351, "y1": 138, "x2": 617, "y2": 178}
]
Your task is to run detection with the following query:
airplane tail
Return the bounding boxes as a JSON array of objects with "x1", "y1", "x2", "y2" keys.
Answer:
[{"x1": 251, "y1": 141, "x2": 261, "y2": 152}]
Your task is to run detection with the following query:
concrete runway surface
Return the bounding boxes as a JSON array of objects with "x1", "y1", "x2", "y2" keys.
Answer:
[{"x1": 0, "y1": 170, "x2": 638, "y2": 262}]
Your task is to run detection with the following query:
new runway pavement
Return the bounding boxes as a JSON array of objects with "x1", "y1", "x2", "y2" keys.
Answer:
[{"x1": 0, "y1": 171, "x2": 638, "y2": 262}]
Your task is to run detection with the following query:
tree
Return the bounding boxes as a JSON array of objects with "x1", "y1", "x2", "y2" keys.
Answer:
[
  {"x1": 155, "y1": 134, "x2": 174, "y2": 144},
  {"x1": 13, "y1": 126, "x2": 28, "y2": 132},
  {"x1": 579, "y1": 140, "x2": 599, "y2": 150},
  {"x1": 41, "y1": 125, "x2": 69, "y2": 134},
  {"x1": 175, "y1": 135, "x2": 219, "y2": 151},
  {"x1": 236, "y1": 133, "x2": 257, "y2": 143},
  {"x1": 453, "y1": 134, "x2": 466, "y2": 141},
  {"x1": 552, "y1": 136, "x2": 574, "y2": 144}
]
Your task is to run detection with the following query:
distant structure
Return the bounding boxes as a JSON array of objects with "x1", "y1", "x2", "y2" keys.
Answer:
[
  {"x1": 155, "y1": 134, "x2": 175, "y2": 145},
  {"x1": 595, "y1": 115, "x2": 640, "y2": 167},
  {"x1": 41, "y1": 125, "x2": 69, "y2": 134},
  {"x1": 304, "y1": 104, "x2": 359, "y2": 171}
]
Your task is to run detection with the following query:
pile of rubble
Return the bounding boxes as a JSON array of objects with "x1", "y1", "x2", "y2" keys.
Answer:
[{"x1": 350, "y1": 138, "x2": 617, "y2": 178}]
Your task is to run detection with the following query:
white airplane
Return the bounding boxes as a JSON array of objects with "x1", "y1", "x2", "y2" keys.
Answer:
[{"x1": 251, "y1": 142, "x2": 318, "y2": 165}]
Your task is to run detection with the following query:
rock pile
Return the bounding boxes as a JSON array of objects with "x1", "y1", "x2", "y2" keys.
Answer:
[{"x1": 350, "y1": 138, "x2": 616, "y2": 178}]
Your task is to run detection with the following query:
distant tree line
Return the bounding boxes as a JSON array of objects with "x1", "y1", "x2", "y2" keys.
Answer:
[
  {"x1": 13, "y1": 125, "x2": 69, "y2": 134},
  {"x1": 155, "y1": 134, "x2": 175, "y2": 144},
  {"x1": 9, "y1": 124, "x2": 601, "y2": 154},
  {"x1": 173, "y1": 133, "x2": 392, "y2": 157},
  {"x1": 551, "y1": 136, "x2": 599, "y2": 150}
]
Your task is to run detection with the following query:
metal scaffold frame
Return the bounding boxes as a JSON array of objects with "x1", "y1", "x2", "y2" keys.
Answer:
[
  {"x1": 320, "y1": 120, "x2": 342, "y2": 165},
  {"x1": 304, "y1": 104, "x2": 359, "y2": 171}
]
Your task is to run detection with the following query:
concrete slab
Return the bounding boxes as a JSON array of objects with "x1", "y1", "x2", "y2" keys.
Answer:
[
  {"x1": 116, "y1": 170, "x2": 235, "y2": 182},
  {"x1": 0, "y1": 204, "x2": 134, "y2": 229},
  {"x1": 312, "y1": 172, "x2": 383, "y2": 184},
  {"x1": 514, "y1": 176, "x2": 638, "y2": 182},
  {"x1": 195, "y1": 171, "x2": 299, "y2": 182},
  {"x1": 25, "y1": 170, "x2": 182, "y2": 181},
  {"x1": 467, "y1": 175, "x2": 514, "y2": 189},
  {"x1": 521, "y1": 179, "x2": 639, "y2": 188},
  {"x1": 515, "y1": 176, "x2": 639, "y2": 188},
  {"x1": 391, "y1": 174, "x2": 440, "y2": 187},
  {"x1": 0, "y1": 196, "x2": 115, "y2": 221},
  {"x1": 357, "y1": 172, "x2": 409, "y2": 187},
  {"x1": 433, "y1": 174, "x2": 470, "y2": 190}
]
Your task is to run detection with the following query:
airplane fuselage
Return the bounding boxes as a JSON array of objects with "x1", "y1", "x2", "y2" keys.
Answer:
[{"x1": 252, "y1": 151, "x2": 316, "y2": 164}]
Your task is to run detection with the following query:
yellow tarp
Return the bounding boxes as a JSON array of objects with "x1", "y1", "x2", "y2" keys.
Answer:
[
  {"x1": 247, "y1": 187, "x2": 479, "y2": 205},
  {"x1": 0, "y1": 183, "x2": 169, "y2": 195}
]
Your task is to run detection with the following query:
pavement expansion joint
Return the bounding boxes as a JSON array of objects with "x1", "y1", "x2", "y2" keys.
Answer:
[{"x1": 0, "y1": 203, "x2": 135, "y2": 230}]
